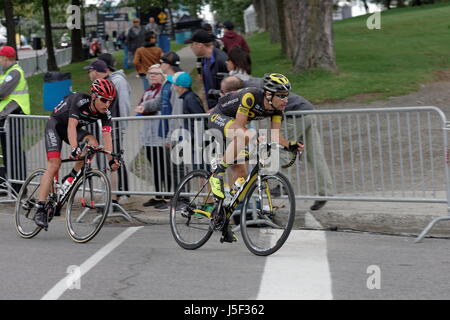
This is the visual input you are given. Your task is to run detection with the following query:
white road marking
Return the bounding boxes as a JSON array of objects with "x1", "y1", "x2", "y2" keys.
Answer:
[
  {"x1": 41, "y1": 227, "x2": 143, "y2": 300},
  {"x1": 256, "y1": 230, "x2": 333, "y2": 300},
  {"x1": 305, "y1": 211, "x2": 325, "y2": 229}
]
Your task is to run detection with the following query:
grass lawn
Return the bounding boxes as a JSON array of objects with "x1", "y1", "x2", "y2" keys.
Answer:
[
  {"x1": 248, "y1": 2, "x2": 450, "y2": 104},
  {"x1": 170, "y1": 40, "x2": 187, "y2": 52}
]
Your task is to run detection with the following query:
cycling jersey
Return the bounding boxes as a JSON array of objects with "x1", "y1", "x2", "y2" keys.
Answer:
[
  {"x1": 51, "y1": 92, "x2": 112, "y2": 130},
  {"x1": 214, "y1": 87, "x2": 283, "y2": 123},
  {"x1": 209, "y1": 87, "x2": 283, "y2": 138},
  {"x1": 45, "y1": 92, "x2": 112, "y2": 159}
]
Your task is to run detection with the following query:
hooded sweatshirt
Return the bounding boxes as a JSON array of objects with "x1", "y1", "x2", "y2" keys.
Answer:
[
  {"x1": 109, "y1": 69, "x2": 131, "y2": 118},
  {"x1": 221, "y1": 30, "x2": 250, "y2": 53}
]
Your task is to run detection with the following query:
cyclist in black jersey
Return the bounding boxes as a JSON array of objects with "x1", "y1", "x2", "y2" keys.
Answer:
[
  {"x1": 34, "y1": 78, "x2": 120, "y2": 230},
  {"x1": 208, "y1": 73, "x2": 304, "y2": 242}
]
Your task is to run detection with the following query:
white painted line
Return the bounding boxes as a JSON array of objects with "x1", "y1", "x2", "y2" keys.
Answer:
[
  {"x1": 256, "y1": 230, "x2": 333, "y2": 300},
  {"x1": 305, "y1": 211, "x2": 325, "y2": 229},
  {"x1": 41, "y1": 227, "x2": 143, "y2": 300}
]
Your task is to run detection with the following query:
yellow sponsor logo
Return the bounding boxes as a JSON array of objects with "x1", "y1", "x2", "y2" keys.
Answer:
[
  {"x1": 210, "y1": 114, "x2": 219, "y2": 122},
  {"x1": 241, "y1": 92, "x2": 255, "y2": 109},
  {"x1": 238, "y1": 106, "x2": 250, "y2": 115}
]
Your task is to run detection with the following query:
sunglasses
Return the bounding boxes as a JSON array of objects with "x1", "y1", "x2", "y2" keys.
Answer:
[
  {"x1": 274, "y1": 93, "x2": 289, "y2": 99},
  {"x1": 97, "y1": 95, "x2": 113, "y2": 103},
  {"x1": 148, "y1": 72, "x2": 163, "y2": 76}
]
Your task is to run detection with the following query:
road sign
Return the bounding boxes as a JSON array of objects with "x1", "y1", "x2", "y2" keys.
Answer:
[{"x1": 158, "y1": 11, "x2": 168, "y2": 24}]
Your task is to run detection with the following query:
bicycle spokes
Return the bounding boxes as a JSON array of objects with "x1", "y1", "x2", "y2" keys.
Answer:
[{"x1": 240, "y1": 173, "x2": 296, "y2": 256}]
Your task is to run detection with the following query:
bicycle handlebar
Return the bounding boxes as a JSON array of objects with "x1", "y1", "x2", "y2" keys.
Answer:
[{"x1": 61, "y1": 144, "x2": 124, "y2": 163}]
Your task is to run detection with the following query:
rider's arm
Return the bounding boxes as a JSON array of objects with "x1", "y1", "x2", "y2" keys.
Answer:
[
  {"x1": 270, "y1": 116, "x2": 289, "y2": 148},
  {"x1": 67, "y1": 118, "x2": 79, "y2": 149},
  {"x1": 102, "y1": 130, "x2": 114, "y2": 162}
]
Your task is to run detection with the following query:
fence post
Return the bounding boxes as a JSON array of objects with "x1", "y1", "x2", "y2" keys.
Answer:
[{"x1": 415, "y1": 120, "x2": 450, "y2": 242}]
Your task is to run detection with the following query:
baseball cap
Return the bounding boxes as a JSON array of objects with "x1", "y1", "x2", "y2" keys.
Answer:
[
  {"x1": 160, "y1": 52, "x2": 181, "y2": 71},
  {"x1": 167, "y1": 72, "x2": 192, "y2": 88},
  {"x1": 185, "y1": 29, "x2": 214, "y2": 44},
  {"x1": 223, "y1": 21, "x2": 234, "y2": 30},
  {"x1": 0, "y1": 46, "x2": 16, "y2": 59},
  {"x1": 83, "y1": 59, "x2": 108, "y2": 72},
  {"x1": 98, "y1": 53, "x2": 117, "y2": 71}
]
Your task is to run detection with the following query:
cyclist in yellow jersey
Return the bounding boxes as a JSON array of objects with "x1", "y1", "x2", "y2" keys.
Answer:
[{"x1": 208, "y1": 73, "x2": 303, "y2": 242}]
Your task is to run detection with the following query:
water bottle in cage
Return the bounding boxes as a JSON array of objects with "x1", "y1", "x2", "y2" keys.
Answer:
[
  {"x1": 230, "y1": 177, "x2": 245, "y2": 195},
  {"x1": 60, "y1": 176, "x2": 75, "y2": 195}
]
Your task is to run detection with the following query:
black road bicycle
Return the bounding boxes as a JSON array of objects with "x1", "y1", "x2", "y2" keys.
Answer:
[
  {"x1": 15, "y1": 143, "x2": 123, "y2": 243},
  {"x1": 170, "y1": 142, "x2": 301, "y2": 256}
]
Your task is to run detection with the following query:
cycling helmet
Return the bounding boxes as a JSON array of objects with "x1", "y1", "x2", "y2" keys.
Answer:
[
  {"x1": 91, "y1": 78, "x2": 116, "y2": 100},
  {"x1": 263, "y1": 73, "x2": 291, "y2": 93}
]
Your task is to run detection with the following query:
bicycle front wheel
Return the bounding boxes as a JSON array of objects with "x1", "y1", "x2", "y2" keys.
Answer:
[
  {"x1": 170, "y1": 170, "x2": 214, "y2": 250},
  {"x1": 66, "y1": 169, "x2": 111, "y2": 243},
  {"x1": 240, "y1": 172, "x2": 296, "y2": 256},
  {"x1": 15, "y1": 169, "x2": 47, "y2": 239}
]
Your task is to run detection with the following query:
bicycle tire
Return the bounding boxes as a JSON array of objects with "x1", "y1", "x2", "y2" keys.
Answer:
[
  {"x1": 240, "y1": 172, "x2": 296, "y2": 256},
  {"x1": 14, "y1": 168, "x2": 47, "y2": 239},
  {"x1": 66, "y1": 169, "x2": 111, "y2": 243},
  {"x1": 170, "y1": 169, "x2": 214, "y2": 250}
]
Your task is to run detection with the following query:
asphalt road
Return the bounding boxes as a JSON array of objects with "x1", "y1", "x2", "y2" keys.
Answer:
[{"x1": 1, "y1": 211, "x2": 449, "y2": 301}]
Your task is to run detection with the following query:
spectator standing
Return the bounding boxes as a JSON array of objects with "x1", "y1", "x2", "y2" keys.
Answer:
[
  {"x1": 202, "y1": 23, "x2": 224, "y2": 50},
  {"x1": 98, "y1": 53, "x2": 131, "y2": 201},
  {"x1": 169, "y1": 71, "x2": 206, "y2": 169},
  {"x1": 133, "y1": 32, "x2": 164, "y2": 91},
  {"x1": 133, "y1": 64, "x2": 169, "y2": 207},
  {"x1": 89, "y1": 38, "x2": 102, "y2": 57},
  {"x1": 187, "y1": 29, "x2": 228, "y2": 109},
  {"x1": 226, "y1": 46, "x2": 251, "y2": 81},
  {"x1": 154, "y1": 51, "x2": 184, "y2": 211},
  {"x1": 126, "y1": 18, "x2": 146, "y2": 67},
  {"x1": 221, "y1": 21, "x2": 250, "y2": 53},
  {"x1": 85, "y1": 59, "x2": 130, "y2": 207},
  {"x1": 145, "y1": 17, "x2": 160, "y2": 41},
  {"x1": 0, "y1": 46, "x2": 30, "y2": 194}
]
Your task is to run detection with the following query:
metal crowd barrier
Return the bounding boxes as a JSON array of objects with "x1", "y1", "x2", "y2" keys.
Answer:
[
  {"x1": 2, "y1": 106, "x2": 450, "y2": 241},
  {"x1": 18, "y1": 48, "x2": 72, "y2": 78}
]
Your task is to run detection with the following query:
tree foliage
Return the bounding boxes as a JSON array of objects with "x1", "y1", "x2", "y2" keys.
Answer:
[{"x1": 205, "y1": 0, "x2": 252, "y2": 30}]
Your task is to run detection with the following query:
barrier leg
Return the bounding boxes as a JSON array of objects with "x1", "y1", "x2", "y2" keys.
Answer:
[{"x1": 415, "y1": 214, "x2": 450, "y2": 243}]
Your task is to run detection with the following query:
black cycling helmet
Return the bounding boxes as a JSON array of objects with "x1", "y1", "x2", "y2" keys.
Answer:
[{"x1": 263, "y1": 73, "x2": 291, "y2": 93}]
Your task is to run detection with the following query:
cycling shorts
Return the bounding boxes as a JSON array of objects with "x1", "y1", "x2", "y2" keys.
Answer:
[
  {"x1": 208, "y1": 113, "x2": 235, "y2": 140},
  {"x1": 45, "y1": 117, "x2": 91, "y2": 160}
]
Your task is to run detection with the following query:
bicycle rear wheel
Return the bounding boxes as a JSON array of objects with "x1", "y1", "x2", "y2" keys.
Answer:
[
  {"x1": 66, "y1": 169, "x2": 111, "y2": 243},
  {"x1": 240, "y1": 172, "x2": 295, "y2": 256},
  {"x1": 15, "y1": 169, "x2": 47, "y2": 238},
  {"x1": 170, "y1": 170, "x2": 214, "y2": 250}
]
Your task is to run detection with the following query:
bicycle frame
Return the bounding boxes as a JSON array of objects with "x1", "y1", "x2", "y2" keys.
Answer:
[{"x1": 51, "y1": 145, "x2": 122, "y2": 212}]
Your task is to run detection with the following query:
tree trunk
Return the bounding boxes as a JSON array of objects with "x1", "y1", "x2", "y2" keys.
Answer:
[
  {"x1": 252, "y1": 0, "x2": 266, "y2": 30},
  {"x1": 277, "y1": 0, "x2": 287, "y2": 54},
  {"x1": 283, "y1": 1, "x2": 296, "y2": 60},
  {"x1": 42, "y1": 0, "x2": 59, "y2": 71},
  {"x1": 71, "y1": 0, "x2": 84, "y2": 63},
  {"x1": 361, "y1": 0, "x2": 369, "y2": 13},
  {"x1": 288, "y1": 0, "x2": 336, "y2": 73},
  {"x1": 266, "y1": 0, "x2": 280, "y2": 43},
  {"x1": 396, "y1": 0, "x2": 406, "y2": 8},
  {"x1": 3, "y1": 0, "x2": 17, "y2": 53}
]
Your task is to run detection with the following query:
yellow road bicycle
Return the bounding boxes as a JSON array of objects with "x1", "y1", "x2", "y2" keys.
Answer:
[{"x1": 170, "y1": 142, "x2": 301, "y2": 256}]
